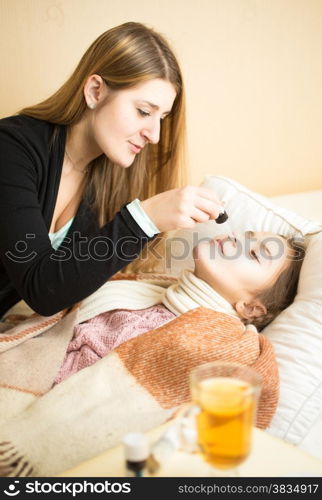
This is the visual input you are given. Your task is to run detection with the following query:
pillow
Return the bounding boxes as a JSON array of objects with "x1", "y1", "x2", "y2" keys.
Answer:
[
  {"x1": 264, "y1": 232, "x2": 322, "y2": 445},
  {"x1": 162, "y1": 175, "x2": 322, "y2": 455}
]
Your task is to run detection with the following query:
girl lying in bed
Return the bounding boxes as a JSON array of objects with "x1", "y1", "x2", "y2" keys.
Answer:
[{"x1": 54, "y1": 231, "x2": 305, "y2": 384}]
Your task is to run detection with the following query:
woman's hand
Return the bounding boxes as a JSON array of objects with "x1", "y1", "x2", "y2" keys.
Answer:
[{"x1": 140, "y1": 185, "x2": 225, "y2": 232}]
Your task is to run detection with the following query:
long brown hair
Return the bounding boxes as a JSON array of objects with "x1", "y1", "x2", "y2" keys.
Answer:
[{"x1": 19, "y1": 22, "x2": 187, "y2": 272}]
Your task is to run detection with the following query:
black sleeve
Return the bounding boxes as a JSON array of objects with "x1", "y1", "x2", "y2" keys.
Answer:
[{"x1": 0, "y1": 124, "x2": 156, "y2": 316}]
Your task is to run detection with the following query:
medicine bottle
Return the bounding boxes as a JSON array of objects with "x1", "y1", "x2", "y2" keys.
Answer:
[{"x1": 122, "y1": 432, "x2": 149, "y2": 477}]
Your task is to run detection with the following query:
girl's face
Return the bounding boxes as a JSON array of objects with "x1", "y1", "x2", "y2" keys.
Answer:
[
  {"x1": 88, "y1": 78, "x2": 176, "y2": 167},
  {"x1": 193, "y1": 231, "x2": 291, "y2": 304}
]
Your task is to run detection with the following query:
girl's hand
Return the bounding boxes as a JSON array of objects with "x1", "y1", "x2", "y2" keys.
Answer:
[{"x1": 140, "y1": 185, "x2": 225, "y2": 232}]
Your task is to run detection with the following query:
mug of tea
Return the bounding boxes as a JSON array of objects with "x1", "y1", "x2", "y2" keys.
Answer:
[{"x1": 187, "y1": 361, "x2": 262, "y2": 474}]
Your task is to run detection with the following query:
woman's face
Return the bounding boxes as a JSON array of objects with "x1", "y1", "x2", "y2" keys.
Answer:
[
  {"x1": 193, "y1": 231, "x2": 291, "y2": 304},
  {"x1": 88, "y1": 78, "x2": 176, "y2": 167}
]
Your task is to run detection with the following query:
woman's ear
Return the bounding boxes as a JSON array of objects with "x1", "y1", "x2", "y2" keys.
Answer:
[
  {"x1": 234, "y1": 300, "x2": 267, "y2": 320},
  {"x1": 83, "y1": 74, "x2": 108, "y2": 109}
]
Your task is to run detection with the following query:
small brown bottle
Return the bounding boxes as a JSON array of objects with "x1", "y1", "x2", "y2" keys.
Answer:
[{"x1": 122, "y1": 432, "x2": 149, "y2": 477}]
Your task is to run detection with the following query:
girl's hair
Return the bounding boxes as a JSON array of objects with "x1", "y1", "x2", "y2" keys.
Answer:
[
  {"x1": 247, "y1": 237, "x2": 306, "y2": 331},
  {"x1": 19, "y1": 22, "x2": 187, "y2": 272}
]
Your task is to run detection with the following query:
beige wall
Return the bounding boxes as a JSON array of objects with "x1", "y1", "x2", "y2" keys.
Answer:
[{"x1": 1, "y1": 0, "x2": 322, "y2": 195}]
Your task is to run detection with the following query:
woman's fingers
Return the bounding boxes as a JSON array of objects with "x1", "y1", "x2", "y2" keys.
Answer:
[
  {"x1": 140, "y1": 185, "x2": 226, "y2": 232},
  {"x1": 195, "y1": 186, "x2": 225, "y2": 206},
  {"x1": 186, "y1": 186, "x2": 225, "y2": 219},
  {"x1": 194, "y1": 196, "x2": 224, "y2": 220},
  {"x1": 189, "y1": 207, "x2": 211, "y2": 223}
]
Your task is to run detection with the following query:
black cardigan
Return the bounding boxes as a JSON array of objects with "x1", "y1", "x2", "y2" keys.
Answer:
[{"x1": 0, "y1": 115, "x2": 155, "y2": 317}]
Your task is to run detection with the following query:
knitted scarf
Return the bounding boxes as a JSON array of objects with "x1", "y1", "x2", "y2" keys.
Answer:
[
  {"x1": 162, "y1": 269, "x2": 239, "y2": 317},
  {"x1": 77, "y1": 269, "x2": 239, "y2": 324}
]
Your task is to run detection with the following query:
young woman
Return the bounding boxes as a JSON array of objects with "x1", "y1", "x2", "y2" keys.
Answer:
[{"x1": 0, "y1": 22, "x2": 224, "y2": 318}]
